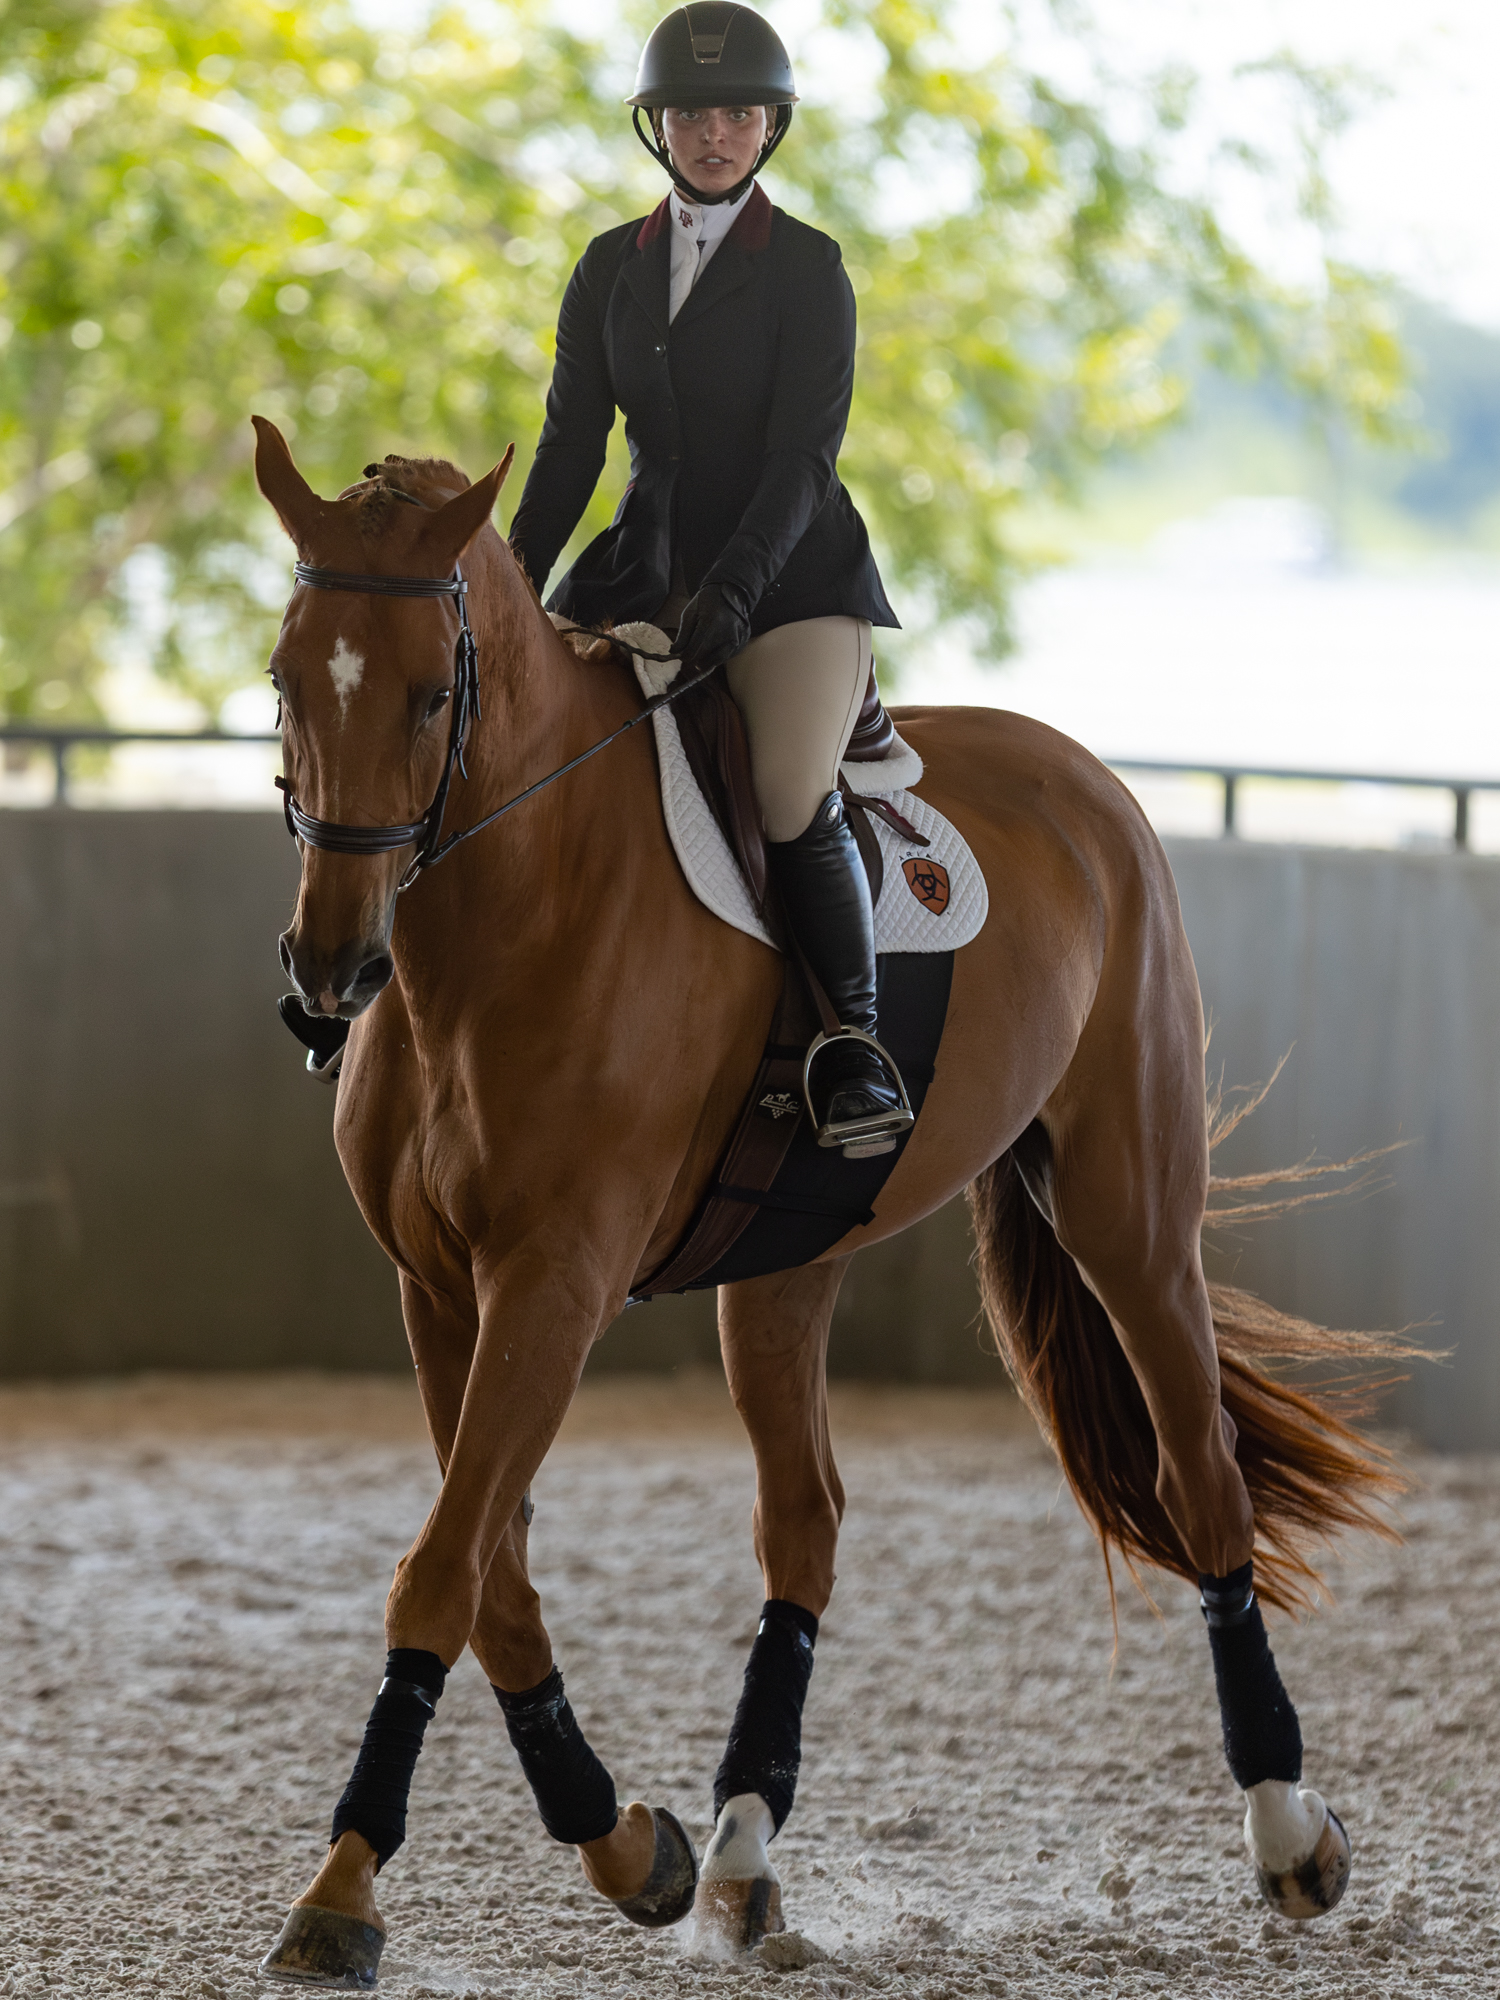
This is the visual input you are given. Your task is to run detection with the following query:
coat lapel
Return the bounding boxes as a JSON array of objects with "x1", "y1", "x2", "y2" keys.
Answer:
[
  {"x1": 622, "y1": 202, "x2": 672, "y2": 340},
  {"x1": 670, "y1": 186, "x2": 774, "y2": 334}
]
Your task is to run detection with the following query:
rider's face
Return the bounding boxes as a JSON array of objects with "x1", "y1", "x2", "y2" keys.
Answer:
[{"x1": 661, "y1": 105, "x2": 769, "y2": 197}]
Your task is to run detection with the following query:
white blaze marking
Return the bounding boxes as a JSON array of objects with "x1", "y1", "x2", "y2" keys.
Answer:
[{"x1": 327, "y1": 636, "x2": 365, "y2": 720}]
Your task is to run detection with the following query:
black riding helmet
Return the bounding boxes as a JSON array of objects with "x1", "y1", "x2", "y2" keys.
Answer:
[{"x1": 627, "y1": 3, "x2": 798, "y2": 206}]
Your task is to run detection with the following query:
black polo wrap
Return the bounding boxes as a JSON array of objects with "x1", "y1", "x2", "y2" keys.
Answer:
[
  {"x1": 494, "y1": 1666, "x2": 619, "y2": 1845},
  {"x1": 1200, "y1": 1560, "x2": 1303, "y2": 1790},
  {"x1": 330, "y1": 1647, "x2": 448, "y2": 1869},
  {"x1": 713, "y1": 1598, "x2": 818, "y2": 1832}
]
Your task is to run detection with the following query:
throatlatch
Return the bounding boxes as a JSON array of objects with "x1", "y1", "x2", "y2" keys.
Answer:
[
  {"x1": 713, "y1": 1599, "x2": 818, "y2": 1831},
  {"x1": 330, "y1": 1648, "x2": 448, "y2": 1868},
  {"x1": 1200, "y1": 1560, "x2": 1303, "y2": 1790},
  {"x1": 495, "y1": 1666, "x2": 620, "y2": 1845}
]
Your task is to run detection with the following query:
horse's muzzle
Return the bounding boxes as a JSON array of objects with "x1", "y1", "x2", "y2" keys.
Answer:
[{"x1": 279, "y1": 929, "x2": 394, "y2": 1018}]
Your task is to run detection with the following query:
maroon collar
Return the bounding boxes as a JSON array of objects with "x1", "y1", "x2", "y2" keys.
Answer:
[
  {"x1": 636, "y1": 184, "x2": 772, "y2": 253},
  {"x1": 636, "y1": 195, "x2": 671, "y2": 247}
]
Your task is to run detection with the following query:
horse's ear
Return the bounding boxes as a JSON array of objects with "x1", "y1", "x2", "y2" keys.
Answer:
[
  {"x1": 417, "y1": 446, "x2": 515, "y2": 569},
  {"x1": 252, "y1": 415, "x2": 324, "y2": 543}
]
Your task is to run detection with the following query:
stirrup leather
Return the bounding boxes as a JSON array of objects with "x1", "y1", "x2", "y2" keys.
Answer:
[{"x1": 802, "y1": 1027, "x2": 916, "y2": 1159}]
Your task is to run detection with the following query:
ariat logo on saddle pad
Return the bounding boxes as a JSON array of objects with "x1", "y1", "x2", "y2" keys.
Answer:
[
  {"x1": 758, "y1": 1091, "x2": 801, "y2": 1121},
  {"x1": 902, "y1": 856, "x2": 950, "y2": 914}
]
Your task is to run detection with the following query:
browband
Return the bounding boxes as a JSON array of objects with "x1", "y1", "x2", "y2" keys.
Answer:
[{"x1": 293, "y1": 563, "x2": 467, "y2": 600}]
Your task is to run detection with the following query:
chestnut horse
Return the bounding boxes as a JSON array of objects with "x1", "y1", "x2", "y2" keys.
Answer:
[{"x1": 250, "y1": 418, "x2": 1394, "y2": 1986}]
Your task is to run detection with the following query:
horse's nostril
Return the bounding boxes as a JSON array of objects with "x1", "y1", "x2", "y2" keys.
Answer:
[
  {"x1": 354, "y1": 953, "x2": 394, "y2": 1000},
  {"x1": 277, "y1": 936, "x2": 391, "y2": 1014}
]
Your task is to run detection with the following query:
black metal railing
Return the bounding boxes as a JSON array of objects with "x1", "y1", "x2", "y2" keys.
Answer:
[
  {"x1": 2, "y1": 726, "x2": 1498, "y2": 850},
  {"x1": 1108, "y1": 758, "x2": 1497, "y2": 848},
  {"x1": 0, "y1": 725, "x2": 279, "y2": 806}
]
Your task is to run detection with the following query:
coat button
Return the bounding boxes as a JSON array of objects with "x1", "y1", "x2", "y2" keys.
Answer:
[{"x1": 655, "y1": 344, "x2": 665, "y2": 354}]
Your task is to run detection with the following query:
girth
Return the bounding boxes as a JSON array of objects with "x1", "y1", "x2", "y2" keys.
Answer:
[{"x1": 631, "y1": 948, "x2": 952, "y2": 1297}]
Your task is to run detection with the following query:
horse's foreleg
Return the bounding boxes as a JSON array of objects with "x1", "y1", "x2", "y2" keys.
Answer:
[
  {"x1": 261, "y1": 1272, "x2": 480, "y2": 1986},
  {"x1": 384, "y1": 1263, "x2": 695, "y2": 1928},
  {"x1": 468, "y1": 1513, "x2": 698, "y2": 1927},
  {"x1": 696, "y1": 1258, "x2": 850, "y2": 1951}
]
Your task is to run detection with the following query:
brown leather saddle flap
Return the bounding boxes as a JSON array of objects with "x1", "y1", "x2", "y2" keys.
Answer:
[
  {"x1": 634, "y1": 958, "x2": 820, "y2": 1294},
  {"x1": 670, "y1": 666, "x2": 898, "y2": 921},
  {"x1": 672, "y1": 676, "x2": 771, "y2": 915}
]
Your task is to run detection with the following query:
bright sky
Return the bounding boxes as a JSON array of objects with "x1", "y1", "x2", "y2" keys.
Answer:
[
  {"x1": 1053, "y1": 0, "x2": 1500, "y2": 329},
  {"x1": 391, "y1": 0, "x2": 1500, "y2": 324},
  {"x1": 770, "y1": 0, "x2": 1500, "y2": 328}
]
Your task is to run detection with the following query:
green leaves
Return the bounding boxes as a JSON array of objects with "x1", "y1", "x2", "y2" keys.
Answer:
[
  {"x1": 0, "y1": 0, "x2": 630, "y2": 717},
  {"x1": 0, "y1": 0, "x2": 1406, "y2": 715},
  {"x1": 769, "y1": 0, "x2": 1407, "y2": 658}
]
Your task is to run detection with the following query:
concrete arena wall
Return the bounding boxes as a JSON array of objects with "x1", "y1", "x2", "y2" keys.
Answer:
[
  {"x1": 0, "y1": 812, "x2": 407, "y2": 1375},
  {"x1": 0, "y1": 812, "x2": 1491, "y2": 1442},
  {"x1": 1165, "y1": 838, "x2": 1500, "y2": 1453}
]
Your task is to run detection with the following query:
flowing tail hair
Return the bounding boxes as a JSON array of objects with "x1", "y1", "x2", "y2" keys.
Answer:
[{"x1": 967, "y1": 1072, "x2": 1424, "y2": 1616}]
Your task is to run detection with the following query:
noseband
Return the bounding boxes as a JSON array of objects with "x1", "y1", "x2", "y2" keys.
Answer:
[{"x1": 275, "y1": 560, "x2": 479, "y2": 892}]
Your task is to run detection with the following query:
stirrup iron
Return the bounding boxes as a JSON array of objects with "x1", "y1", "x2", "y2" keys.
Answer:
[{"x1": 802, "y1": 1027, "x2": 915, "y2": 1159}]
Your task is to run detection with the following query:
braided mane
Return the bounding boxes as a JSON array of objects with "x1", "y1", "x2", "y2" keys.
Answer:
[{"x1": 338, "y1": 453, "x2": 476, "y2": 539}]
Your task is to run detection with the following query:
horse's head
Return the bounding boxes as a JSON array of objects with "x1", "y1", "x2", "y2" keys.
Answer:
[{"x1": 253, "y1": 416, "x2": 513, "y2": 1018}]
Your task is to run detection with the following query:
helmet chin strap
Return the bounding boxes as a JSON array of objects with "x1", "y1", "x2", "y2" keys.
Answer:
[{"x1": 631, "y1": 104, "x2": 793, "y2": 207}]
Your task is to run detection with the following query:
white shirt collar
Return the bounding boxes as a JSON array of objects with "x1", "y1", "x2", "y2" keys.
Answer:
[
  {"x1": 670, "y1": 182, "x2": 753, "y2": 249},
  {"x1": 667, "y1": 182, "x2": 754, "y2": 323}
]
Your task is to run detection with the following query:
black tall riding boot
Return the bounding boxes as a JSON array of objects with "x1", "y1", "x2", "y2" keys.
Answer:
[{"x1": 767, "y1": 792, "x2": 914, "y2": 1151}]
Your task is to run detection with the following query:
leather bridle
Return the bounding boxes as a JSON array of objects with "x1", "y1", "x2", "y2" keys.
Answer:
[
  {"x1": 275, "y1": 531, "x2": 710, "y2": 893},
  {"x1": 276, "y1": 561, "x2": 479, "y2": 891}
]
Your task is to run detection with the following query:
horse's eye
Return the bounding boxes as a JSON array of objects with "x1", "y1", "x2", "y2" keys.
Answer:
[{"x1": 426, "y1": 688, "x2": 452, "y2": 720}]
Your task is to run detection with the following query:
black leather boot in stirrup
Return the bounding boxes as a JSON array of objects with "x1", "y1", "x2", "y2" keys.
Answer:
[{"x1": 767, "y1": 792, "x2": 915, "y2": 1155}]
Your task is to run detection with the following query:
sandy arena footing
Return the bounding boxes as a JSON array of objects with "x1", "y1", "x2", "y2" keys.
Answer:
[{"x1": 0, "y1": 1370, "x2": 1493, "y2": 1998}]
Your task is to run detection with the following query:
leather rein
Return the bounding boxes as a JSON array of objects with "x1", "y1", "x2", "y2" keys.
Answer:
[{"x1": 275, "y1": 546, "x2": 712, "y2": 893}]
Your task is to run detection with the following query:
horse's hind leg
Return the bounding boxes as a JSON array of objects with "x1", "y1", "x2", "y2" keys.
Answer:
[
  {"x1": 696, "y1": 1257, "x2": 850, "y2": 1951},
  {"x1": 1038, "y1": 992, "x2": 1349, "y2": 1918}
]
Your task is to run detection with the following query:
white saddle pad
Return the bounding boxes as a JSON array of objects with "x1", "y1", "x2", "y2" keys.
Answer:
[{"x1": 614, "y1": 623, "x2": 989, "y2": 955}]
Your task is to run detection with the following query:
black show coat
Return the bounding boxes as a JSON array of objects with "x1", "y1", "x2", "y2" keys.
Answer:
[{"x1": 507, "y1": 186, "x2": 898, "y2": 636}]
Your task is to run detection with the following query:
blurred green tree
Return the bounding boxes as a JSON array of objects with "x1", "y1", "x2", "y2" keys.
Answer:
[{"x1": 0, "y1": 0, "x2": 1405, "y2": 719}]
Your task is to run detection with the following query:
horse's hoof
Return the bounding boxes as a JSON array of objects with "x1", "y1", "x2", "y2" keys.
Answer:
[
  {"x1": 1255, "y1": 1807, "x2": 1351, "y2": 1921},
  {"x1": 694, "y1": 1874, "x2": 785, "y2": 1951},
  {"x1": 259, "y1": 1904, "x2": 385, "y2": 1987},
  {"x1": 611, "y1": 1806, "x2": 699, "y2": 1928}
]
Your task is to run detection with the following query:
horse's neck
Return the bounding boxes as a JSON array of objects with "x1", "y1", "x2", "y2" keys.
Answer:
[{"x1": 466, "y1": 546, "x2": 595, "y2": 802}]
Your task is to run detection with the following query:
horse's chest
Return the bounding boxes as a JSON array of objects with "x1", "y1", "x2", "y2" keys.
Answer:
[{"x1": 336, "y1": 1072, "x2": 476, "y2": 1266}]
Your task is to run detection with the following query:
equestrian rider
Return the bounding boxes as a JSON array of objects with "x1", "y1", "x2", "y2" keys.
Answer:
[{"x1": 507, "y1": 1, "x2": 911, "y2": 1152}]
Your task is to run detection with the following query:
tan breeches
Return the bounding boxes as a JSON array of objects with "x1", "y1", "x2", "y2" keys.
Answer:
[{"x1": 724, "y1": 616, "x2": 872, "y2": 843}]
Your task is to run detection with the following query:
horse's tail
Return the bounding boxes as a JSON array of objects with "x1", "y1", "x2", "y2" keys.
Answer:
[{"x1": 966, "y1": 1141, "x2": 1415, "y2": 1616}]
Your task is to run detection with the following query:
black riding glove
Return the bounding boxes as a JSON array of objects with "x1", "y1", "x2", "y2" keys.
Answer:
[{"x1": 674, "y1": 581, "x2": 752, "y2": 672}]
